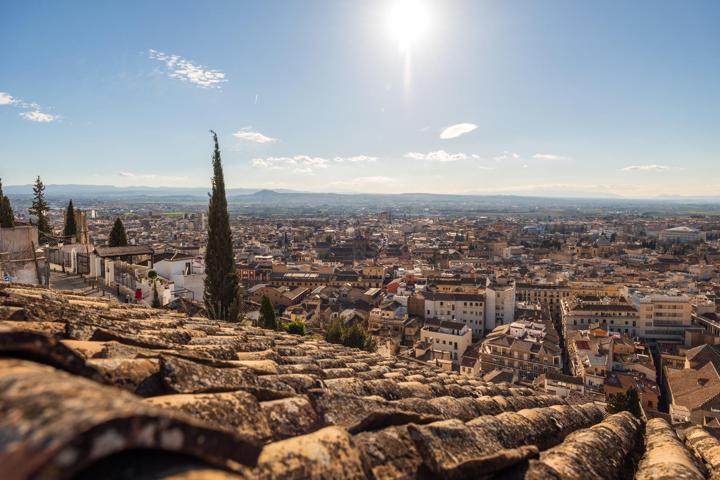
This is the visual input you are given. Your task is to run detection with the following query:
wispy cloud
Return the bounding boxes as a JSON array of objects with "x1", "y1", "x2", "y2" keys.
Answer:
[
  {"x1": 1, "y1": 91, "x2": 61, "y2": 122},
  {"x1": 233, "y1": 128, "x2": 277, "y2": 144},
  {"x1": 251, "y1": 154, "x2": 377, "y2": 173},
  {"x1": 406, "y1": 150, "x2": 476, "y2": 162},
  {"x1": 0, "y1": 92, "x2": 15, "y2": 105},
  {"x1": 333, "y1": 155, "x2": 377, "y2": 163},
  {"x1": 493, "y1": 151, "x2": 521, "y2": 162},
  {"x1": 20, "y1": 110, "x2": 60, "y2": 123},
  {"x1": 148, "y1": 49, "x2": 227, "y2": 89},
  {"x1": 251, "y1": 155, "x2": 330, "y2": 174},
  {"x1": 439, "y1": 123, "x2": 477, "y2": 140},
  {"x1": 621, "y1": 164, "x2": 680, "y2": 172},
  {"x1": 532, "y1": 153, "x2": 568, "y2": 160}
]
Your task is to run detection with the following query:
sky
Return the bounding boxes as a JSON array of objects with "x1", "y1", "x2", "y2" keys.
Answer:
[{"x1": 1, "y1": 0, "x2": 719, "y2": 197}]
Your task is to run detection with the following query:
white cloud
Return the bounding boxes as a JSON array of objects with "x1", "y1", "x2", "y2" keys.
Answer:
[
  {"x1": 493, "y1": 151, "x2": 521, "y2": 162},
  {"x1": 1, "y1": 92, "x2": 61, "y2": 122},
  {"x1": 405, "y1": 150, "x2": 468, "y2": 162},
  {"x1": 233, "y1": 129, "x2": 277, "y2": 144},
  {"x1": 251, "y1": 154, "x2": 377, "y2": 172},
  {"x1": 19, "y1": 110, "x2": 60, "y2": 123},
  {"x1": 333, "y1": 155, "x2": 377, "y2": 163},
  {"x1": 251, "y1": 155, "x2": 330, "y2": 173},
  {"x1": 0, "y1": 92, "x2": 14, "y2": 105},
  {"x1": 439, "y1": 123, "x2": 478, "y2": 140},
  {"x1": 149, "y1": 49, "x2": 227, "y2": 88},
  {"x1": 621, "y1": 164, "x2": 678, "y2": 172},
  {"x1": 532, "y1": 153, "x2": 567, "y2": 160}
]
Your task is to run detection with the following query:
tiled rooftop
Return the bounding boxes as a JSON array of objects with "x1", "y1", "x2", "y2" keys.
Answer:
[{"x1": 0, "y1": 283, "x2": 718, "y2": 479}]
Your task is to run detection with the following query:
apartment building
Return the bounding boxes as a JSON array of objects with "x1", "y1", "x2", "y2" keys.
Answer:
[
  {"x1": 566, "y1": 328, "x2": 614, "y2": 392},
  {"x1": 664, "y1": 345, "x2": 720, "y2": 425},
  {"x1": 561, "y1": 295, "x2": 640, "y2": 338},
  {"x1": 480, "y1": 319, "x2": 562, "y2": 382},
  {"x1": 484, "y1": 277, "x2": 516, "y2": 330},
  {"x1": 423, "y1": 291, "x2": 485, "y2": 337},
  {"x1": 623, "y1": 287, "x2": 694, "y2": 343},
  {"x1": 417, "y1": 319, "x2": 472, "y2": 366},
  {"x1": 515, "y1": 283, "x2": 572, "y2": 323},
  {"x1": 368, "y1": 300, "x2": 408, "y2": 340},
  {"x1": 567, "y1": 326, "x2": 655, "y2": 395},
  {"x1": 658, "y1": 226, "x2": 706, "y2": 244}
]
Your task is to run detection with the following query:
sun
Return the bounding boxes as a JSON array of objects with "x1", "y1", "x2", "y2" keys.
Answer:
[{"x1": 387, "y1": 0, "x2": 430, "y2": 53}]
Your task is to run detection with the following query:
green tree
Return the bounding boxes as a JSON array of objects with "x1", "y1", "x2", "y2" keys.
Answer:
[
  {"x1": 203, "y1": 131, "x2": 240, "y2": 321},
  {"x1": 325, "y1": 318, "x2": 344, "y2": 344},
  {"x1": 324, "y1": 318, "x2": 376, "y2": 352},
  {"x1": 607, "y1": 387, "x2": 642, "y2": 418},
  {"x1": 343, "y1": 323, "x2": 367, "y2": 349},
  {"x1": 286, "y1": 320, "x2": 306, "y2": 336},
  {"x1": 108, "y1": 217, "x2": 128, "y2": 247},
  {"x1": 259, "y1": 295, "x2": 277, "y2": 330},
  {"x1": 0, "y1": 178, "x2": 15, "y2": 228},
  {"x1": 28, "y1": 177, "x2": 50, "y2": 242},
  {"x1": 63, "y1": 199, "x2": 77, "y2": 241}
]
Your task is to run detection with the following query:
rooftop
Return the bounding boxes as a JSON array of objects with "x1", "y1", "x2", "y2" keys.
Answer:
[{"x1": 0, "y1": 284, "x2": 717, "y2": 479}]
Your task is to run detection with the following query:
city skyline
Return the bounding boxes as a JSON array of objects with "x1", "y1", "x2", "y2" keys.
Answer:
[{"x1": 2, "y1": 0, "x2": 719, "y2": 197}]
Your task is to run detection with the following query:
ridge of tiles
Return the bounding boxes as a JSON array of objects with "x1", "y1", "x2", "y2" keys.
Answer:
[{"x1": 0, "y1": 284, "x2": 716, "y2": 480}]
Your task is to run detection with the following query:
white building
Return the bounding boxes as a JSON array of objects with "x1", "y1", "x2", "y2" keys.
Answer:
[
  {"x1": 485, "y1": 277, "x2": 516, "y2": 330},
  {"x1": 153, "y1": 253, "x2": 206, "y2": 303},
  {"x1": 658, "y1": 226, "x2": 706, "y2": 244},
  {"x1": 424, "y1": 291, "x2": 485, "y2": 337},
  {"x1": 623, "y1": 287, "x2": 694, "y2": 343},
  {"x1": 419, "y1": 319, "x2": 472, "y2": 364}
]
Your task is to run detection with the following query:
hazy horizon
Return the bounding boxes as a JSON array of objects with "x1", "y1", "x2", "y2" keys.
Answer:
[{"x1": 2, "y1": 0, "x2": 719, "y2": 197}]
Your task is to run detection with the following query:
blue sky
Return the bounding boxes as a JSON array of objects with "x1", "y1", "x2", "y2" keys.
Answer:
[{"x1": 1, "y1": 0, "x2": 719, "y2": 196}]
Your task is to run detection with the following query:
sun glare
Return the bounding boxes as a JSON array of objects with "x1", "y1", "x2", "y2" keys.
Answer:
[{"x1": 387, "y1": 0, "x2": 430, "y2": 53}]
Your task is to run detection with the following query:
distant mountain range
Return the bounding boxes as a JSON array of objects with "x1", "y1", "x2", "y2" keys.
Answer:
[
  {"x1": 5, "y1": 184, "x2": 720, "y2": 210},
  {"x1": 3, "y1": 184, "x2": 282, "y2": 197}
]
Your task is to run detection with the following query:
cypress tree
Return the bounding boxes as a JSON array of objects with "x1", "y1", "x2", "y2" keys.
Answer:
[
  {"x1": 152, "y1": 282, "x2": 162, "y2": 308},
  {"x1": 29, "y1": 176, "x2": 50, "y2": 242},
  {"x1": 259, "y1": 295, "x2": 277, "y2": 329},
  {"x1": 108, "y1": 217, "x2": 128, "y2": 247},
  {"x1": 203, "y1": 131, "x2": 240, "y2": 321},
  {"x1": 0, "y1": 178, "x2": 15, "y2": 228},
  {"x1": 63, "y1": 199, "x2": 77, "y2": 240}
]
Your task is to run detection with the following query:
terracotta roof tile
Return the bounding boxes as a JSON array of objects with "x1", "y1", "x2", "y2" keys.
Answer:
[{"x1": 0, "y1": 284, "x2": 708, "y2": 479}]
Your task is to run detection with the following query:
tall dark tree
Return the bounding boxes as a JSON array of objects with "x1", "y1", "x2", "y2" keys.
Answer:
[
  {"x1": 0, "y1": 178, "x2": 15, "y2": 228},
  {"x1": 203, "y1": 131, "x2": 240, "y2": 321},
  {"x1": 152, "y1": 282, "x2": 162, "y2": 308},
  {"x1": 325, "y1": 318, "x2": 344, "y2": 344},
  {"x1": 108, "y1": 218, "x2": 128, "y2": 247},
  {"x1": 607, "y1": 387, "x2": 642, "y2": 418},
  {"x1": 259, "y1": 295, "x2": 277, "y2": 330},
  {"x1": 29, "y1": 176, "x2": 50, "y2": 243},
  {"x1": 63, "y1": 199, "x2": 77, "y2": 241}
]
